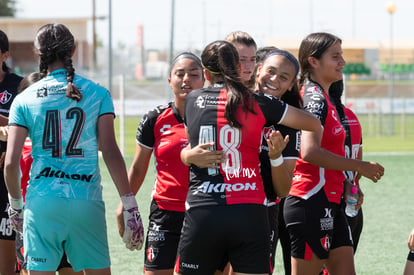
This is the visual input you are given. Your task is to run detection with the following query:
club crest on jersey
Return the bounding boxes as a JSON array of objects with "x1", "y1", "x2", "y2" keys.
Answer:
[
  {"x1": 146, "y1": 246, "x2": 159, "y2": 262},
  {"x1": 320, "y1": 234, "x2": 331, "y2": 251},
  {"x1": 0, "y1": 90, "x2": 12, "y2": 104},
  {"x1": 263, "y1": 126, "x2": 276, "y2": 140}
]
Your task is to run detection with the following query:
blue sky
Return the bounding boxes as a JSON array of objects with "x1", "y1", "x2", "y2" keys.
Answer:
[{"x1": 15, "y1": 0, "x2": 414, "y2": 50}]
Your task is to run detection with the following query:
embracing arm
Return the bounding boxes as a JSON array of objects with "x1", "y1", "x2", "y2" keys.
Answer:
[
  {"x1": 180, "y1": 128, "x2": 224, "y2": 168},
  {"x1": 280, "y1": 105, "x2": 322, "y2": 133},
  {"x1": 300, "y1": 130, "x2": 384, "y2": 183}
]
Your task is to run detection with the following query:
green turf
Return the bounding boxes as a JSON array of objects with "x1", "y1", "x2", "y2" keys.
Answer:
[
  {"x1": 105, "y1": 114, "x2": 414, "y2": 274},
  {"x1": 114, "y1": 114, "x2": 414, "y2": 154},
  {"x1": 101, "y1": 153, "x2": 414, "y2": 274}
]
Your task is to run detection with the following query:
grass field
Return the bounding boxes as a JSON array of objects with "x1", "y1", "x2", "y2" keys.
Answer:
[{"x1": 100, "y1": 115, "x2": 414, "y2": 274}]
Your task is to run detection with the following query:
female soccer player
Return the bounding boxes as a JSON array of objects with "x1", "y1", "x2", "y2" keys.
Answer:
[
  {"x1": 284, "y1": 32, "x2": 384, "y2": 275},
  {"x1": 175, "y1": 40, "x2": 321, "y2": 275},
  {"x1": 224, "y1": 31, "x2": 257, "y2": 88},
  {"x1": 4, "y1": 23, "x2": 144, "y2": 274},
  {"x1": 254, "y1": 47, "x2": 303, "y2": 274},
  {"x1": 329, "y1": 79, "x2": 364, "y2": 254},
  {"x1": 116, "y1": 52, "x2": 205, "y2": 275},
  {"x1": 0, "y1": 29, "x2": 23, "y2": 275},
  {"x1": 13, "y1": 72, "x2": 81, "y2": 275}
]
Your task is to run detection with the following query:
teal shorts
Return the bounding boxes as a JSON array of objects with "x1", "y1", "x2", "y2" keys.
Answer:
[{"x1": 24, "y1": 196, "x2": 110, "y2": 272}]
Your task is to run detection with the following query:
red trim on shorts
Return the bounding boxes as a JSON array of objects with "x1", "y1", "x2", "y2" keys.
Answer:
[
  {"x1": 174, "y1": 254, "x2": 180, "y2": 273},
  {"x1": 269, "y1": 256, "x2": 273, "y2": 274},
  {"x1": 304, "y1": 242, "x2": 313, "y2": 261}
]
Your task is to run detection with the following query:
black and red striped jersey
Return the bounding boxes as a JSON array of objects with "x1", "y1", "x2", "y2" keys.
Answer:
[
  {"x1": 137, "y1": 102, "x2": 189, "y2": 212},
  {"x1": 184, "y1": 84, "x2": 287, "y2": 209},
  {"x1": 290, "y1": 80, "x2": 346, "y2": 204},
  {"x1": 342, "y1": 106, "x2": 362, "y2": 184}
]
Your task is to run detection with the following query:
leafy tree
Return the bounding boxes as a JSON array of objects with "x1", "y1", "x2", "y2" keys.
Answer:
[{"x1": 0, "y1": 0, "x2": 16, "y2": 16}]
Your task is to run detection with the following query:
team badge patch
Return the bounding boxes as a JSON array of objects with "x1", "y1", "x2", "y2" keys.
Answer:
[
  {"x1": 263, "y1": 126, "x2": 276, "y2": 140},
  {"x1": 0, "y1": 90, "x2": 12, "y2": 104},
  {"x1": 320, "y1": 234, "x2": 331, "y2": 251},
  {"x1": 146, "y1": 246, "x2": 159, "y2": 262}
]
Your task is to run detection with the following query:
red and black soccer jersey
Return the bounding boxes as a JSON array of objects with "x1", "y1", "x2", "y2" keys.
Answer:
[
  {"x1": 137, "y1": 102, "x2": 189, "y2": 212},
  {"x1": 342, "y1": 106, "x2": 362, "y2": 184},
  {"x1": 0, "y1": 73, "x2": 22, "y2": 117},
  {"x1": 290, "y1": 80, "x2": 346, "y2": 204},
  {"x1": 20, "y1": 138, "x2": 33, "y2": 201},
  {"x1": 259, "y1": 95, "x2": 300, "y2": 202},
  {"x1": 184, "y1": 84, "x2": 288, "y2": 209}
]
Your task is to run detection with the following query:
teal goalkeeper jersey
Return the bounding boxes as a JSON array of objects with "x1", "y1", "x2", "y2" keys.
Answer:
[{"x1": 9, "y1": 69, "x2": 115, "y2": 201}]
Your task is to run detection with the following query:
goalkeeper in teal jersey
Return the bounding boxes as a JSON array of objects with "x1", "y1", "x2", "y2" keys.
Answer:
[{"x1": 4, "y1": 23, "x2": 144, "y2": 274}]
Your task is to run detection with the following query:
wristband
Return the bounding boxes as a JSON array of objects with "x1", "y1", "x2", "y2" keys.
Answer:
[
  {"x1": 270, "y1": 155, "x2": 284, "y2": 167},
  {"x1": 8, "y1": 194, "x2": 23, "y2": 209},
  {"x1": 121, "y1": 192, "x2": 138, "y2": 210}
]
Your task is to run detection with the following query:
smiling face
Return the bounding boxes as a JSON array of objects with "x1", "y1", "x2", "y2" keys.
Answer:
[
  {"x1": 233, "y1": 43, "x2": 256, "y2": 85},
  {"x1": 168, "y1": 58, "x2": 204, "y2": 103},
  {"x1": 310, "y1": 41, "x2": 346, "y2": 86},
  {"x1": 256, "y1": 54, "x2": 296, "y2": 99}
]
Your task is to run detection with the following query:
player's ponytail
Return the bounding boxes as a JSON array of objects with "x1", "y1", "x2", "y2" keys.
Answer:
[{"x1": 201, "y1": 40, "x2": 255, "y2": 128}]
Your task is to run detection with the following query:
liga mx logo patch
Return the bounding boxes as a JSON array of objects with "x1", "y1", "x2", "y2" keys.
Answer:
[
  {"x1": 0, "y1": 90, "x2": 12, "y2": 104},
  {"x1": 146, "y1": 246, "x2": 159, "y2": 262}
]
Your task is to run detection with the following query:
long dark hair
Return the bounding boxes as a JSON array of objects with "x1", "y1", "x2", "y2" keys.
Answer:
[
  {"x1": 0, "y1": 30, "x2": 10, "y2": 73},
  {"x1": 329, "y1": 79, "x2": 352, "y2": 146},
  {"x1": 201, "y1": 40, "x2": 255, "y2": 128},
  {"x1": 34, "y1": 23, "x2": 82, "y2": 101},
  {"x1": 298, "y1": 32, "x2": 342, "y2": 87}
]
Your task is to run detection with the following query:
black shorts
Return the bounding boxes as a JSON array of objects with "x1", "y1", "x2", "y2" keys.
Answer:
[
  {"x1": 267, "y1": 204, "x2": 279, "y2": 271},
  {"x1": 144, "y1": 199, "x2": 185, "y2": 271},
  {"x1": 15, "y1": 232, "x2": 73, "y2": 272},
  {"x1": 284, "y1": 189, "x2": 352, "y2": 260},
  {"x1": 343, "y1": 200, "x2": 363, "y2": 253},
  {"x1": 408, "y1": 251, "x2": 414, "y2": 262},
  {"x1": 0, "y1": 170, "x2": 15, "y2": 241},
  {"x1": 175, "y1": 204, "x2": 270, "y2": 275}
]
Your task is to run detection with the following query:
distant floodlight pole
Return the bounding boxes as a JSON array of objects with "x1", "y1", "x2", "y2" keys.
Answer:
[
  {"x1": 386, "y1": 1, "x2": 397, "y2": 135},
  {"x1": 169, "y1": 0, "x2": 175, "y2": 65}
]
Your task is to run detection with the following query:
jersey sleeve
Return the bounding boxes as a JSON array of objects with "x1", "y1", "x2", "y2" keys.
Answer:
[
  {"x1": 256, "y1": 93, "x2": 288, "y2": 125},
  {"x1": 136, "y1": 107, "x2": 159, "y2": 149},
  {"x1": 302, "y1": 86, "x2": 328, "y2": 126},
  {"x1": 99, "y1": 88, "x2": 115, "y2": 116}
]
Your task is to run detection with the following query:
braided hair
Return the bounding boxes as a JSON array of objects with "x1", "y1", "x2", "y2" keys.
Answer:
[{"x1": 34, "y1": 23, "x2": 82, "y2": 101}]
